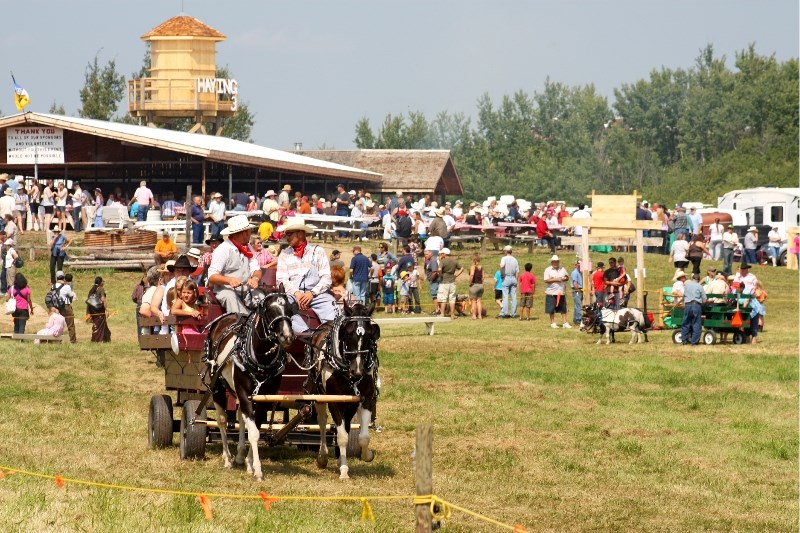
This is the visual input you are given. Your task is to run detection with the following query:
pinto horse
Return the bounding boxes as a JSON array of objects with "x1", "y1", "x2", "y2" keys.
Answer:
[
  {"x1": 306, "y1": 299, "x2": 380, "y2": 480},
  {"x1": 581, "y1": 301, "x2": 648, "y2": 344},
  {"x1": 204, "y1": 290, "x2": 295, "y2": 481}
]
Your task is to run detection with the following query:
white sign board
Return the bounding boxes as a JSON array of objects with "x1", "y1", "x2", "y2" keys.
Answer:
[{"x1": 6, "y1": 126, "x2": 65, "y2": 164}]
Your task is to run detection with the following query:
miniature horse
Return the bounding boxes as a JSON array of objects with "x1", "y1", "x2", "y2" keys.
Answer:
[
  {"x1": 204, "y1": 290, "x2": 294, "y2": 481},
  {"x1": 581, "y1": 301, "x2": 648, "y2": 344},
  {"x1": 307, "y1": 299, "x2": 380, "y2": 479}
]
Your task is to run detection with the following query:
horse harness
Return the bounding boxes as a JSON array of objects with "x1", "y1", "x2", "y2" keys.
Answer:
[
  {"x1": 303, "y1": 313, "x2": 379, "y2": 397},
  {"x1": 201, "y1": 295, "x2": 292, "y2": 399}
]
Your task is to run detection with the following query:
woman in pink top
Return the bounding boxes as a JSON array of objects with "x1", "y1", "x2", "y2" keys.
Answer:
[
  {"x1": 36, "y1": 307, "x2": 66, "y2": 341},
  {"x1": 7, "y1": 272, "x2": 33, "y2": 334}
]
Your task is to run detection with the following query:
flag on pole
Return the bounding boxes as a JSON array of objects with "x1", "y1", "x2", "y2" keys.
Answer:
[{"x1": 12, "y1": 74, "x2": 30, "y2": 111}]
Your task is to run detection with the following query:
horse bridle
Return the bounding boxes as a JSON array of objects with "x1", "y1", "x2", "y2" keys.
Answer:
[
  {"x1": 254, "y1": 292, "x2": 294, "y2": 343},
  {"x1": 326, "y1": 314, "x2": 378, "y2": 376}
]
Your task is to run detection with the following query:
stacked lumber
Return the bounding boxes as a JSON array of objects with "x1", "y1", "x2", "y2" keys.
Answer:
[
  {"x1": 83, "y1": 228, "x2": 157, "y2": 248},
  {"x1": 67, "y1": 251, "x2": 154, "y2": 271}
]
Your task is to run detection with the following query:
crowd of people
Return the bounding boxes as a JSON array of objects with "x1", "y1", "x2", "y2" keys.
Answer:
[{"x1": 0, "y1": 172, "x2": 775, "y2": 348}]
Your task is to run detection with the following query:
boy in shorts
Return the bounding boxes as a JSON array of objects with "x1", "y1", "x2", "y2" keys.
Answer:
[{"x1": 518, "y1": 262, "x2": 537, "y2": 320}]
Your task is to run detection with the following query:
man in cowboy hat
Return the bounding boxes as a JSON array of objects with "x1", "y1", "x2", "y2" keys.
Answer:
[
  {"x1": 262, "y1": 190, "x2": 280, "y2": 222},
  {"x1": 278, "y1": 184, "x2": 292, "y2": 207},
  {"x1": 671, "y1": 270, "x2": 687, "y2": 305},
  {"x1": 743, "y1": 226, "x2": 759, "y2": 265},
  {"x1": 543, "y1": 254, "x2": 570, "y2": 328},
  {"x1": 275, "y1": 216, "x2": 337, "y2": 332},
  {"x1": 208, "y1": 192, "x2": 226, "y2": 235},
  {"x1": 208, "y1": 214, "x2": 261, "y2": 315}
]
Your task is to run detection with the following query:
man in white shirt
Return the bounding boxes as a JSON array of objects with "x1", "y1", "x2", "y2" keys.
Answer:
[
  {"x1": 543, "y1": 255, "x2": 570, "y2": 328},
  {"x1": 571, "y1": 203, "x2": 591, "y2": 237},
  {"x1": 689, "y1": 208, "x2": 703, "y2": 237},
  {"x1": 208, "y1": 215, "x2": 262, "y2": 316},
  {"x1": 208, "y1": 192, "x2": 227, "y2": 236},
  {"x1": 275, "y1": 217, "x2": 337, "y2": 333},
  {"x1": 262, "y1": 190, "x2": 280, "y2": 223},
  {"x1": 277, "y1": 184, "x2": 291, "y2": 208},
  {"x1": 767, "y1": 226, "x2": 782, "y2": 267}
]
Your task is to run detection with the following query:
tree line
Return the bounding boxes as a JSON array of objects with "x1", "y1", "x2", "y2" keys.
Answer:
[{"x1": 353, "y1": 44, "x2": 799, "y2": 206}]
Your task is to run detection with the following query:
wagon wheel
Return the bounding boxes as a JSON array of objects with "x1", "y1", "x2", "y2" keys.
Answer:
[
  {"x1": 180, "y1": 400, "x2": 207, "y2": 460},
  {"x1": 702, "y1": 330, "x2": 716, "y2": 345},
  {"x1": 732, "y1": 330, "x2": 746, "y2": 345},
  {"x1": 346, "y1": 427, "x2": 363, "y2": 459},
  {"x1": 148, "y1": 395, "x2": 174, "y2": 449},
  {"x1": 671, "y1": 330, "x2": 683, "y2": 344}
]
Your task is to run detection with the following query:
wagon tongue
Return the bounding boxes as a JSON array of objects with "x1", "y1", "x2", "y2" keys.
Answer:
[{"x1": 267, "y1": 403, "x2": 314, "y2": 446}]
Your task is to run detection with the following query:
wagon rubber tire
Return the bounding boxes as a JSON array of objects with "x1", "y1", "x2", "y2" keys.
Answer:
[
  {"x1": 149, "y1": 395, "x2": 174, "y2": 449},
  {"x1": 671, "y1": 330, "x2": 683, "y2": 344},
  {"x1": 732, "y1": 331, "x2": 746, "y2": 345},
  {"x1": 180, "y1": 400, "x2": 207, "y2": 460},
  {"x1": 346, "y1": 427, "x2": 362, "y2": 460},
  {"x1": 702, "y1": 331, "x2": 716, "y2": 345}
]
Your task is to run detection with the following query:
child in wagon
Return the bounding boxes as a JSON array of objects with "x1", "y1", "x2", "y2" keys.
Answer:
[
  {"x1": 35, "y1": 306, "x2": 66, "y2": 343},
  {"x1": 171, "y1": 279, "x2": 203, "y2": 334}
]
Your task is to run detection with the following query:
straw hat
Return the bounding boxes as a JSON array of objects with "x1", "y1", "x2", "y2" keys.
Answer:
[
  {"x1": 159, "y1": 260, "x2": 175, "y2": 273},
  {"x1": 282, "y1": 184, "x2": 292, "y2": 192},
  {"x1": 221, "y1": 214, "x2": 256, "y2": 236},
  {"x1": 673, "y1": 270, "x2": 687, "y2": 281},
  {"x1": 276, "y1": 216, "x2": 316, "y2": 233},
  {"x1": 747, "y1": 226, "x2": 757, "y2": 232}
]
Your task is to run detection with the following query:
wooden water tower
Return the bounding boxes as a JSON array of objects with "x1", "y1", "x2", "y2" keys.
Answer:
[{"x1": 127, "y1": 15, "x2": 238, "y2": 134}]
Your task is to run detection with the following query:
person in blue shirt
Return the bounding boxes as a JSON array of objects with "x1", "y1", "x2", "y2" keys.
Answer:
[
  {"x1": 349, "y1": 245, "x2": 371, "y2": 304},
  {"x1": 190, "y1": 196, "x2": 205, "y2": 244},
  {"x1": 494, "y1": 269, "x2": 503, "y2": 309},
  {"x1": 570, "y1": 260, "x2": 584, "y2": 325},
  {"x1": 382, "y1": 266, "x2": 396, "y2": 314}
]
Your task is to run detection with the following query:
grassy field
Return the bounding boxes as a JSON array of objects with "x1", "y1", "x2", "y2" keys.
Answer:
[{"x1": 0, "y1": 236, "x2": 796, "y2": 532}]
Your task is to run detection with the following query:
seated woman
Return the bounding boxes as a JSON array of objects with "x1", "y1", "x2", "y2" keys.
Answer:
[
  {"x1": 35, "y1": 306, "x2": 66, "y2": 343},
  {"x1": 170, "y1": 279, "x2": 203, "y2": 334}
]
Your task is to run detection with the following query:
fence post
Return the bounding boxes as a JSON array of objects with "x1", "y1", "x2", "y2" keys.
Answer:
[{"x1": 415, "y1": 423, "x2": 433, "y2": 533}]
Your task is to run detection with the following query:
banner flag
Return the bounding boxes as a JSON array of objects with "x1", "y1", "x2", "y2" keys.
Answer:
[{"x1": 11, "y1": 74, "x2": 30, "y2": 111}]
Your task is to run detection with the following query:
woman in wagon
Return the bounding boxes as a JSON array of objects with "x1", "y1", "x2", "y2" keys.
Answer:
[
  {"x1": 275, "y1": 216, "x2": 337, "y2": 333},
  {"x1": 207, "y1": 214, "x2": 262, "y2": 316}
]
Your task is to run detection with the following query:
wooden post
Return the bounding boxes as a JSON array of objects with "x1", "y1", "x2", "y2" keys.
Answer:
[
  {"x1": 185, "y1": 185, "x2": 192, "y2": 249},
  {"x1": 415, "y1": 423, "x2": 433, "y2": 533},
  {"x1": 635, "y1": 230, "x2": 645, "y2": 309},
  {"x1": 581, "y1": 231, "x2": 591, "y2": 302}
]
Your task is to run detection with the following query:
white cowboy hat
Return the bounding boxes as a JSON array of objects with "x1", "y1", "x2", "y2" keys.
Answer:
[
  {"x1": 673, "y1": 270, "x2": 687, "y2": 281},
  {"x1": 187, "y1": 247, "x2": 202, "y2": 259},
  {"x1": 265, "y1": 189, "x2": 276, "y2": 197},
  {"x1": 747, "y1": 226, "x2": 757, "y2": 232},
  {"x1": 550, "y1": 254, "x2": 560, "y2": 261},
  {"x1": 221, "y1": 214, "x2": 256, "y2": 235},
  {"x1": 276, "y1": 216, "x2": 316, "y2": 233}
]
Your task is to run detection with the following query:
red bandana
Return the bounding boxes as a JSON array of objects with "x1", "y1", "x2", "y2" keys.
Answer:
[
  {"x1": 292, "y1": 240, "x2": 307, "y2": 258},
  {"x1": 231, "y1": 239, "x2": 253, "y2": 259}
]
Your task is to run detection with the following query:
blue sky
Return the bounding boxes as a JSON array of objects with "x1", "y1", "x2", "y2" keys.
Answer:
[{"x1": 3, "y1": 0, "x2": 797, "y2": 150}]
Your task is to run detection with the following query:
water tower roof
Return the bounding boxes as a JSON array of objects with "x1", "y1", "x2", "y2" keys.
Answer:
[{"x1": 142, "y1": 15, "x2": 226, "y2": 40}]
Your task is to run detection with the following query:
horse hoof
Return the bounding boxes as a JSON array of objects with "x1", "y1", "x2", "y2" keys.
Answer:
[
  {"x1": 316, "y1": 455, "x2": 328, "y2": 469},
  {"x1": 254, "y1": 473, "x2": 263, "y2": 482},
  {"x1": 362, "y1": 449, "x2": 376, "y2": 463},
  {"x1": 339, "y1": 466, "x2": 349, "y2": 480}
]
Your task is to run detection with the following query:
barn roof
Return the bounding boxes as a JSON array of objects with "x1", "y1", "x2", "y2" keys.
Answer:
[
  {"x1": 142, "y1": 15, "x2": 226, "y2": 40},
  {"x1": 294, "y1": 149, "x2": 463, "y2": 195},
  {"x1": 0, "y1": 112, "x2": 381, "y2": 183}
]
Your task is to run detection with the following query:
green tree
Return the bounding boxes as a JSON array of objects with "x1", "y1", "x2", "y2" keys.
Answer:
[
  {"x1": 78, "y1": 54, "x2": 126, "y2": 120},
  {"x1": 48, "y1": 102, "x2": 66, "y2": 115},
  {"x1": 354, "y1": 117, "x2": 376, "y2": 148}
]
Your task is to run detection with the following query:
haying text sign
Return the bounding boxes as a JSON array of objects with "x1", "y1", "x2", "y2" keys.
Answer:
[{"x1": 7, "y1": 126, "x2": 65, "y2": 164}]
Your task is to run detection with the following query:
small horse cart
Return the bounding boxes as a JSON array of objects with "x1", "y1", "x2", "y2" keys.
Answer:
[
  {"x1": 137, "y1": 294, "x2": 372, "y2": 468},
  {"x1": 662, "y1": 294, "x2": 751, "y2": 345}
]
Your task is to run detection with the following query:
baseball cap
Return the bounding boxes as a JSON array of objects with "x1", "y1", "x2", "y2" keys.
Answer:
[
  {"x1": 440, "y1": 247, "x2": 451, "y2": 255},
  {"x1": 56, "y1": 270, "x2": 65, "y2": 279}
]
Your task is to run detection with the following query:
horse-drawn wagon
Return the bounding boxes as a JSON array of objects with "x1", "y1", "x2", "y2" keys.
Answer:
[
  {"x1": 662, "y1": 294, "x2": 751, "y2": 345},
  {"x1": 137, "y1": 288, "x2": 379, "y2": 480}
]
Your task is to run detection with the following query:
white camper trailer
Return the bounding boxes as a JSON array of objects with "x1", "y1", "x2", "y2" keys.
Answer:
[{"x1": 717, "y1": 187, "x2": 800, "y2": 236}]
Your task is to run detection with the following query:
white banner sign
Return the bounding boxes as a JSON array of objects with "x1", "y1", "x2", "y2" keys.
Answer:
[{"x1": 6, "y1": 126, "x2": 65, "y2": 164}]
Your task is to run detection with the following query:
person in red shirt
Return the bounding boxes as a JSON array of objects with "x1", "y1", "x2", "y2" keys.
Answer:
[
  {"x1": 518, "y1": 262, "x2": 537, "y2": 321},
  {"x1": 591, "y1": 262, "x2": 606, "y2": 305},
  {"x1": 535, "y1": 217, "x2": 557, "y2": 254}
]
